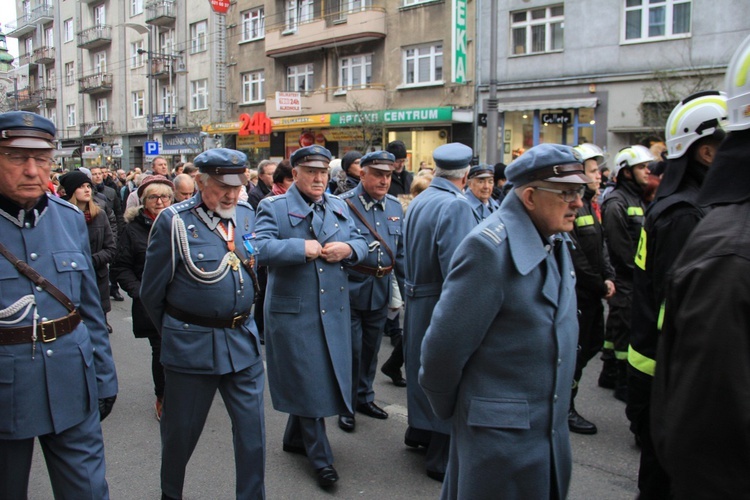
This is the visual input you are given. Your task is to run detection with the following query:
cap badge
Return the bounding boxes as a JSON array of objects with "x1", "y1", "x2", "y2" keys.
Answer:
[
  {"x1": 23, "y1": 114, "x2": 35, "y2": 127},
  {"x1": 231, "y1": 153, "x2": 240, "y2": 165}
]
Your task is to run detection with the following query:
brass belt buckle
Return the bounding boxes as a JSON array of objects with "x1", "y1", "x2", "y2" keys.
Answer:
[
  {"x1": 375, "y1": 267, "x2": 385, "y2": 278},
  {"x1": 40, "y1": 319, "x2": 57, "y2": 342},
  {"x1": 231, "y1": 314, "x2": 244, "y2": 329}
]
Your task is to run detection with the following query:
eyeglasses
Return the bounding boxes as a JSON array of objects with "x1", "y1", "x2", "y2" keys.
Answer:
[
  {"x1": 533, "y1": 185, "x2": 586, "y2": 203},
  {"x1": 0, "y1": 152, "x2": 54, "y2": 167},
  {"x1": 146, "y1": 194, "x2": 172, "y2": 202}
]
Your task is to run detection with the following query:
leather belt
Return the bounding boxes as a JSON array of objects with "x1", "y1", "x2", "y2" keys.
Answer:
[
  {"x1": 165, "y1": 303, "x2": 251, "y2": 329},
  {"x1": 0, "y1": 310, "x2": 81, "y2": 345},
  {"x1": 349, "y1": 264, "x2": 393, "y2": 278}
]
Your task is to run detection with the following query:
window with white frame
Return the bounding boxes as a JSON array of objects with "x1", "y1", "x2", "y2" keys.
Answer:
[
  {"x1": 94, "y1": 52, "x2": 107, "y2": 73},
  {"x1": 160, "y1": 84, "x2": 174, "y2": 114},
  {"x1": 66, "y1": 104, "x2": 76, "y2": 126},
  {"x1": 511, "y1": 5, "x2": 564, "y2": 56},
  {"x1": 241, "y1": 7, "x2": 265, "y2": 41},
  {"x1": 132, "y1": 91, "x2": 145, "y2": 117},
  {"x1": 287, "y1": 64, "x2": 314, "y2": 92},
  {"x1": 24, "y1": 37, "x2": 33, "y2": 56},
  {"x1": 131, "y1": 41, "x2": 145, "y2": 68},
  {"x1": 339, "y1": 54, "x2": 371, "y2": 91},
  {"x1": 131, "y1": 0, "x2": 143, "y2": 16},
  {"x1": 285, "y1": 0, "x2": 314, "y2": 32},
  {"x1": 63, "y1": 19, "x2": 73, "y2": 42},
  {"x1": 44, "y1": 27, "x2": 54, "y2": 48},
  {"x1": 45, "y1": 107, "x2": 57, "y2": 127},
  {"x1": 65, "y1": 62, "x2": 74, "y2": 85},
  {"x1": 94, "y1": 4, "x2": 106, "y2": 26},
  {"x1": 624, "y1": 0, "x2": 691, "y2": 41},
  {"x1": 159, "y1": 30, "x2": 173, "y2": 54},
  {"x1": 241, "y1": 71, "x2": 265, "y2": 103},
  {"x1": 402, "y1": 0, "x2": 432, "y2": 5},
  {"x1": 96, "y1": 98, "x2": 108, "y2": 122},
  {"x1": 403, "y1": 44, "x2": 442, "y2": 85},
  {"x1": 191, "y1": 79, "x2": 208, "y2": 110},
  {"x1": 45, "y1": 68, "x2": 55, "y2": 89},
  {"x1": 335, "y1": 0, "x2": 370, "y2": 17},
  {"x1": 190, "y1": 21, "x2": 207, "y2": 54}
]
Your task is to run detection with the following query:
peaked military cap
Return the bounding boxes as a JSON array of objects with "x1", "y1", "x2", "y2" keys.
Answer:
[
  {"x1": 506, "y1": 143, "x2": 591, "y2": 185},
  {"x1": 433, "y1": 143, "x2": 473, "y2": 170},
  {"x1": 469, "y1": 164, "x2": 494, "y2": 179},
  {"x1": 361, "y1": 150, "x2": 395, "y2": 171},
  {"x1": 0, "y1": 111, "x2": 56, "y2": 149},
  {"x1": 194, "y1": 148, "x2": 247, "y2": 186},
  {"x1": 291, "y1": 145, "x2": 332, "y2": 169}
]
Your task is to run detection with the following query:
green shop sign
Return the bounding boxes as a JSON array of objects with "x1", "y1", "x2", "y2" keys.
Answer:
[{"x1": 331, "y1": 107, "x2": 453, "y2": 127}]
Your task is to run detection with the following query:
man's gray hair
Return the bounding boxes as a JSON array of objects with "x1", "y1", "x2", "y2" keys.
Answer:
[
  {"x1": 434, "y1": 165, "x2": 470, "y2": 180},
  {"x1": 257, "y1": 159, "x2": 276, "y2": 175}
]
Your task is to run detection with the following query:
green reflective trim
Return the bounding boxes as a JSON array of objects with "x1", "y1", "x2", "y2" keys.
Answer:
[
  {"x1": 576, "y1": 214, "x2": 594, "y2": 227},
  {"x1": 635, "y1": 227, "x2": 647, "y2": 271},
  {"x1": 657, "y1": 301, "x2": 666, "y2": 331},
  {"x1": 615, "y1": 350, "x2": 628, "y2": 360},
  {"x1": 627, "y1": 206, "x2": 644, "y2": 216},
  {"x1": 603, "y1": 340, "x2": 615, "y2": 350},
  {"x1": 628, "y1": 345, "x2": 656, "y2": 376}
]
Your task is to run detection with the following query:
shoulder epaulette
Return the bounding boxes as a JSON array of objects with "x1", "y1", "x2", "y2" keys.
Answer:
[
  {"x1": 479, "y1": 222, "x2": 507, "y2": 247},
  {"x1": 49, "y1": 195, "x2": 81, "y2": 213},
  {"x1": 338, "y1": 190, "x2": 356, "y2": 199},
  {"x1": 385, "y1": 193, "x2": 399, "y2": 202}
]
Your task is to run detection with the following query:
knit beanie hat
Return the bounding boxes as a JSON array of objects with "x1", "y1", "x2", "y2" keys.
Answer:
[
  {"x1": 59, "y1": 171, "x2": 91, "y2": 201},
  {"x1": 341, "y1": 151, "x2": 363, "y2": 173}
]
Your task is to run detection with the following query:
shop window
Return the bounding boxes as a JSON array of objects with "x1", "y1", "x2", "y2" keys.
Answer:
[
  {"x1": 511, "y1": 5, "x2": 564, "y2": 56},
  {"x1": 623, "y1": 0, "x2": 691, "y2": 42}
]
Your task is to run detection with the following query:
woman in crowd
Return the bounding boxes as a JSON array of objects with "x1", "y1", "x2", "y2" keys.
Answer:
[
  {"x1": 112, "y1": 175, "x2": 174, "y2": 420},
  {"x1": 59, "y1": 170, "x2": 117, "y2": 332}
]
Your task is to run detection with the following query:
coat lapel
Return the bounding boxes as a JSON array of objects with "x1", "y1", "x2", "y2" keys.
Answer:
[{"x1": 285, "y1": 184, "x2": 313, "y2": 229}]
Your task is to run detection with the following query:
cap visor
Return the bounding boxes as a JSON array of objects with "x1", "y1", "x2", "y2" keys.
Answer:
[
  {"x1": 364, "y1": 163, "x2": 394, "y2": 171},
  {"x1": 470, "y1": 173, "x2": 493, "y2": 179},
  {"x1": 296, "y1": 160, "x2": 329, "y2": 169},
  {"x1": 212, "y1": 174, "x2": 246, "y2": 187},
  {"x1": 0, "y1": 137, "x2": 55, "y2": 149},
  {"x1": 545, "y1": 172, "x2": 593, "y2": 184}
]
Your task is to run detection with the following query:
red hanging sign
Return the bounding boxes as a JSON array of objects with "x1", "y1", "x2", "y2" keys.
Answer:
[{"x1": 209, "y1": 0, "x2": 230, "y2": 14}]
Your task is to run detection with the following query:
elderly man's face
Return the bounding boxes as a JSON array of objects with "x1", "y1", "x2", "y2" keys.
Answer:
[
  {"x1": 197, "y1": 175, "x2": 242, "y2": 218},
  {"x1": 360, "y1": 166, "x2": 392, "y2": 199},
  {"x1": 152, "y1": 158, "x2": 168, "y2": 176},
  {"x1": 523, "y1": 181, "x2": 584, "y2": 237},
  {"x1": 293, "y1": 166, "x2": 328, "y2": 201},
  {"x1": 468, "y1": 176, "x2": 494, "y2": 203},
  {"x1": 0, "y1": 147, "x2": 54, "y2": 209}
]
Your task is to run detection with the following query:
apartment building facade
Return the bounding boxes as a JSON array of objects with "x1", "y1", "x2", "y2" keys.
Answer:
[
  {"x1": 475, "y1": 0, "x2": 750, "y2": 165},
  {"x1": 6, "y1": 0, "x2": 476, "y2": 171}
]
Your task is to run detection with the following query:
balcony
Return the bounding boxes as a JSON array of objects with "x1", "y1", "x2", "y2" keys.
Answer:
[
  {"x1": 33, "y1": 46, "x2": 56, "y2": 65},
  {"x1": 5, "y1": 4, "x2": 54, "y2": 38},
  {"x1": 80, "y1": 121, "x2": 114, "y2": 137},
  {"x1": 38, "y1": 86, "x2": 57, "y2": 103},
  {"x1": 265, "y1": 6, "x2": 386, "y2": 57},
  {"x1": 17, "y1": 52, "x2": 36, "y2": 67},
  {"x1": 145, "y1": 0, "x2": 176, "y2": 26},
  {"x1": 15, "y1": 87, "x2": 39, "y2": 110},
  {"x1": 77, "y1": 25, "x2": 113, "y2": 50},
  {"x1": 78, "y1": 72, "x2": 113, "y2": 94},
  {"x1": 150, "y1": 58, "x2": 174, "y2": 80}
]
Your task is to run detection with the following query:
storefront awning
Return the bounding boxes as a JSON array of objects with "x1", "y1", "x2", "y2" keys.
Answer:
[
  {"x1": 497, "y1": 97, "x2": 598, "y2": 113},
  {"x1": 53, "y1": 147, "x2": 80, "y2": 158}
]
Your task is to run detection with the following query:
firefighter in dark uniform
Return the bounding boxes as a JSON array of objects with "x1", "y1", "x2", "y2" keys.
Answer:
[
  {"x1": 651, "y1": 37, "x2": 750, "y2": 497},
  {"x1": 601, "y1": 144, "x2": 653, "y2": 402},
  {"x1": 628, "y1": 91, "x2": 727, "y2": 498},
  {"x1": 568, "y1": 143, "x2": 616, "y2": 435}
]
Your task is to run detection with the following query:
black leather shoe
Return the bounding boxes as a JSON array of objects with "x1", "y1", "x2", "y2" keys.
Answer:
[
  {"x1": 110, "y1": 290, "x2": 124, "y2": 302},
  {"x1": 357, "y1": 401, "x2": 388, "y2": 419},
  {"x1": 282, "y1": 443, "x2": 307, "y2": 456},
  {"x1": 381, "y1": 362, "x2": 407, "y2": 387},
  {"x1": 426, "y1": 470, "x2": 446, "y2": 482},
  {"x1": 338, "y1": 414, "x2": 355, "y2": 432},
  {"x1": 316, "y1": 465, "x2": 339, "y2": 487},
  {"x1": 568, "y1": 409, "x2": 597, "y2": 435}
]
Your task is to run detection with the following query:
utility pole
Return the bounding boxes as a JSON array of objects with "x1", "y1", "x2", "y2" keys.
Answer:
[{"x1": 486, "y1": 0, "x2": 499, "y2": 165}]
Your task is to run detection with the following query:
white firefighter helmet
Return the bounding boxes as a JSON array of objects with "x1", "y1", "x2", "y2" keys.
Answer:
[
  {"x1": 725, "y1": 34, "x2": 750, "y2": 131},
  {"x1": 665, "y1": 90, "x2": 728, "y2": 159},
  {"x1": 612, "y1": 145, "x2": 655, "y2": 179},
  {"x1": 574, "y1": 143, "x2": 606, "y2": 165}
]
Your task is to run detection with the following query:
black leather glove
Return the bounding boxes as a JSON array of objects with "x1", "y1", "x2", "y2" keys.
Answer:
[{"x1": 98, "y1": 395, "x2": 117, "y2": 421}]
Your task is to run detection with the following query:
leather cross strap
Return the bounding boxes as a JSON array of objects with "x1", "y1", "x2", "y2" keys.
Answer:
[
  {"x1": 345, "y1": 198, "x2": 396, "y2": 277},
  {"x1": 0, "y1": 241, "x2": 76, "y2": 313},
  {"x1": 234, "y1": 249, "x2": 261, "y2": 295}
]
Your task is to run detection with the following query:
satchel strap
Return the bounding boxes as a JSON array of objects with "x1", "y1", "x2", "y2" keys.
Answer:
[
  {"x1": 345, "y1": 198, "x2": 396, "y2": 267},
  {"x1": 0, "y1": 241, "x2": 76, "y2": 313}
]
